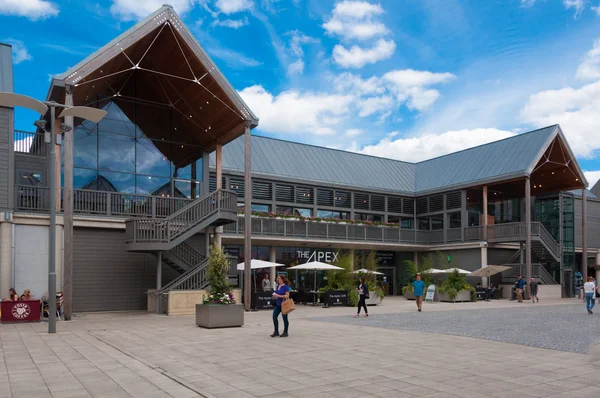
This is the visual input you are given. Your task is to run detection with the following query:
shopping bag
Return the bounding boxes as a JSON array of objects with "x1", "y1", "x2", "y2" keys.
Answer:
[{"x1": 282, "y1": 298, "x2": 295, "y2": 315}]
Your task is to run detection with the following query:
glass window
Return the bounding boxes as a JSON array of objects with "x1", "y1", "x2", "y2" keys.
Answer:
[
  {"x1": 252, "y1": 204, "x2": 270, "y2": 213},
  {"x1": 431, "y1": 215, "x2": 443, "y2": 230},
  {"x1": 448, "y1": 212, "x2": 461, "y2": 229},
  {"x1": 98, "y1": 132, "x2": 135, "y2": 173},
  {"x1": 354, "y1": 213, "x2": 383, "y2": 222},
  {"x1": 176, "y1": 159, "x2": 203, "y2": 180},
  {"x1": 418, "y1": 217, "x2": 430, "y2": 230},
  {"x1": 468, "y1": 211, "x2": 480, "y2": 227},
  {"x1": 73, "y1": 168, "x2": 97, "y2": 189},
  {"x1": 401, "y1": 218, "x2": 413, "y2": 229},
  {"x1": 317, "y1": 210, "x2": 348, "y2": 219},
  {"x1": 97, "y1": 171, "x2": 135, "y2": 193},
  {"x1": 136, "y1": 175, "x2": 171, "y2": 196},
  {"x1": 98, "y1": 101, "x2": 137, "y2": 135},
  {"x1": 277, "y1": 206, "x2": 293, "y2": 215},
  {"x1": 388, "y1": 215, "x2": 400, "y2": 223},
  {"x1": 294, "y1": 208, "x2": 312, "y2": 217},
  {"x1": 73, "y1": 127, "x2": 98, "y2": 168},
  {"x1": 174, "y1": 180, "x2": 201, "y2": 199},
  {"x1": 136, "y1": 138, "x2": 170, "y2": 177}
]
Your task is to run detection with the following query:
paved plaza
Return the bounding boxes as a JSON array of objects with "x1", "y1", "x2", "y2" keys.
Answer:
[{"x1": 1, "y1": 298, "x2": 600, "y2": 398}]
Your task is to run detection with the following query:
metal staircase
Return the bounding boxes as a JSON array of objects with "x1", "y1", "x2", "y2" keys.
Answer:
[
  {"x1": 152, "y1": 241, "x2": 206, "y2": 274},
  {"x1": 125, "y1": 189, "x2": 238, "y2": 252},
  {"x1": 487, "y1": 222, "x2": 561, "y2": 262}
]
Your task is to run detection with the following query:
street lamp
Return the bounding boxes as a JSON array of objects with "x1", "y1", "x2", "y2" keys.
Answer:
[{"x1": 0, "y1": 92, "x2": 106, "y2": 334}]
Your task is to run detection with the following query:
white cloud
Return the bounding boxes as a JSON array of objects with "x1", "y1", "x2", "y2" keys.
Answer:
[
  {"x1": 585, "y1": 170, "x2": 600, "y2": 187},
  {"x1": 215, "y1": 0, "x2": 253, "y2": 14},
  {"x1": 110, "y1": 0, "x2": 199, "y2": 20},
  {"x1": 333, "y1": 38, "x2": 396, "y2": 68},
  {"x1": 563, "y1": 0, "x2": 586, "y2": 18},
  {"x1": 383, "y1": 69, "x2": 456, "y2": 111},
  {"x1": 521, "y1": 0, "x2": 536, "y2": 6},
  {"x1": 358, "y1": 95, "x2": 394, "y2": 117},
  {"x1": 3, "y1": 39, "x2": 32, "y2": 64},
  {"x1": 287, "y1": 59, "x2": 305, "y2": 75},
  {"x1": 238, "y1": 85, "x2": 354, "y2": 136},
  {"x1": 0, "y1": 0, "x2": 59, "y2": 20},
  {"x1": 357, "y1": 128, "x2": 515, "y2": 163},
  {"x1": 206, "y1": 46, "x2": 261, "y2": 68},
  {"x1": 212, "y1": 17, "x2": 249, "y2": 28},
  {"x1": 576, "y1": 39, "x2": 600, "y2": 80},
  {"x1": 285, "y1": 30, "x2": 318, "y2": 76},
  {"x1": 333, "y1": 72, "x2": 384, "y2": 96},
  {"x1": 593, "y1": 4, "x2": 600, "y2": 15},
  {"x1": 323, "y1": 0, "x2": 388, "y2": 41},
  {"x1": 521, "y1": 80, "x2": 600, "y2": 158},
  {"x1": 345, "y1": 128, "x2": 363, "y2": 137}
]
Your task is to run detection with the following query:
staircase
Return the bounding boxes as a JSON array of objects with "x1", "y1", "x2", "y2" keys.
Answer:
[
  {"x1": 153, "y1": 241, "x2": 206, "y2": 274},
  {"x1": 500, "y1": 263, "x2": 558, "y2": 285},
  {"x1": 487, "y1": 222, "x2": 561, "y2": 262},
  {"x1": 125, "y1": 189, "x2": 237, "y2": 252}
]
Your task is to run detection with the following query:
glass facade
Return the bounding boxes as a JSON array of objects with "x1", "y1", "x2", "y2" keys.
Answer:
[
  {"x1": 317, "y1": 210, "x2": 349, "y2": 220},
  {"x1": 63, "y1": 98, "x2": 204, "y2": 198},
  {"x1": 354, "y1": 213, "x2": 383, "y2": 222}
]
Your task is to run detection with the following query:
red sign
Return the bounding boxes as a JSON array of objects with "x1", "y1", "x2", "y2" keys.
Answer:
[{"x1": 1, "y1": 300, "x2": 41, "y2": 323}]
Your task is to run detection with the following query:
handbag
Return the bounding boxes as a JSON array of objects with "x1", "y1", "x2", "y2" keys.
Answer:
[{"x1": 282, "y1": 298, "x2": 295, "y2": 315}]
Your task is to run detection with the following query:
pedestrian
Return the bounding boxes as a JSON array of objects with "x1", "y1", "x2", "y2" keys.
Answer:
[
  {"x1": 354, "y1": 276, "x2": 369, "y2": 317},
  {"x1": 271, "y1": 275, "x2": 290, "y2": 337},
  {"x1": 584, "y1": 276, "x2": 596, "y2": 314},
  {"x1": 530, "y1": 278, "x2": 539, "y2": 303},
  {"x1": 262, "y1": 274, "x2": 271, "y2": 292},
  {"x1": 412, "y1": 273, "x2": 426, "y2": 312},
  {"x1": 514, "y1": 275, "x2": 525, "y2": 302}
]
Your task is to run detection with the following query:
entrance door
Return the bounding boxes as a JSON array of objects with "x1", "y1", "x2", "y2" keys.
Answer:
[{"x1": 378, "y1": 267, "x2": 396, "y2": 296}]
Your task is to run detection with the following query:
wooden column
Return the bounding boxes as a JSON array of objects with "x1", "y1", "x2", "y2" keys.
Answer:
[
  {"x1": 201, "y1": 150, "x2": 209, "y2": 196},
  {"x1": 582, "y1": 188, "x2": 588, "y2": 283},
  {"x1": 269, "y1": 246, "x2": 276, "y2": 287},
  {"x1": 191, "y1": 161, "x2": 196, "y2": 198},
  {"x1": 215, "y1": 144, "x2": 223, "y2": 248},
  {"x1": 525, "y1": 178, "x2": 532, "y2": 287},
  {"x1": 460, "y1": 190, "x2": 467, "y2": 241},
  {"x1": 559, "y1": 192, "x2": 564, "y2": 298},
  {"x1": 54, "y1": 118, "x2": 61, "y2": 212},
  {"x1": 63, "y1": 86, "x2": 74, "y2": 320},
  {"x1": 482, "y1": 186, "x2": 488, "y2": 241},
  {"x1": 243, "y1": 124, "x2": 252, "y2": 311}
]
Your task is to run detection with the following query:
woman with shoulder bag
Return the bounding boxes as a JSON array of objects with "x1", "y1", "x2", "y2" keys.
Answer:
[
  {"x1": 271, "y1": 275, "x2": 291, "y2": 337},
  {"x1": 354, "y1": 276, "x2": 369, "y2": 317}
]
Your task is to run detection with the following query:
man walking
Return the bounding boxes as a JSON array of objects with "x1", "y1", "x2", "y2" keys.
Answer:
[
  {"x1": 412, "y1": 273, "x2": 426, "y2": 312},
  {"x1": 584, "y1": 276, "x2": 596, "y2": 314},
  {"x1": 515, "y1": 275, "x2": 525, "y2": 303},
  {"x1": 530, "y1": 278, "x2": 539, "y2": 303}
]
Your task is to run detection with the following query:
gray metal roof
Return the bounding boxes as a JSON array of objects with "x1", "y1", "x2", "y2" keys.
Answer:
[
  {"x1": 213, "y1": 125, "x2": 562, "y2": 195},
  {"x1": 415, "y1": 125, "x2": 558, "y2": 193},
  {"x1": 210, "y1": 135, "x2": 416, "y2": 194},
  {"x1": 0, "y1": 43, "x2": 14, "y2": 93},
  {"x1": 592, "y1": 180, "x2": 600, "y2": 198}
]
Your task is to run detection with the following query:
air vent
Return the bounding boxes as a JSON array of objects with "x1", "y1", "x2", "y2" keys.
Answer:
[
  {"x1": 388, "y1": 197, "x2": 402, "y2": 213},
  {"x1": 355, "y1": 193, "x2": 369, "y2": 210},
  {"x1": 446, "y1": 191, "x2": 462, "y2": 210},
  {"x1": 252, "y1": 181, "x2": 272, "y2": 200},
  {"x1": 229, "y1": 178, "x2": 244, "y2": 196},
  {"x1": 335, "y1": 191, "x2": 350, "y2": 208},
  {"x1": 276, "y1": 184, "x2": 294, "y2": 202},
  {"x1": 371, "y1": 195, "x2": 385, "y2": 212},
  {"x1": 209, "y1": 176, "x2": 226, "y2": 193},
  {"x1": 429, "y1": 195, "x2": 443, "y2": 213},
  {"x1": 317, "y1": 189, "x2": 334, "y2": 206},
  {"x1": 416, "y1": 197, "x2": 428, "y2": 214},
  {"x1": 296, "y1": 186, "x2": 313, "y2": 204},
  {"x1": 403, "y1": 198, "x2": 415, "y2": 214}
]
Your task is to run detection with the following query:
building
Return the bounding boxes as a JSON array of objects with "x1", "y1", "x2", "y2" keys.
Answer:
[{"x1": 1, "y1": 6, "x2": 599, "y2": 314}]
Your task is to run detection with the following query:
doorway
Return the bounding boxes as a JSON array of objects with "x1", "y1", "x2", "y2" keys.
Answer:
[{"x1": 377, "y1": 266, "x2": 396, "y2": 296}]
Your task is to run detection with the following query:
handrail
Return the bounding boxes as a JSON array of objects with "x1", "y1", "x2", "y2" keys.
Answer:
[
  {"x1": 14, "y1": 130, "x2": 46, "y2": 156},
  {"x1": 538, "y1": 223, "x2": 560, "y2": 258},
  {"x1": 160, "y1": 259, "x2": 209, "y2": 293},
  {"x1": 170, "y1": 241, "x2": 206, "y2": 268}
]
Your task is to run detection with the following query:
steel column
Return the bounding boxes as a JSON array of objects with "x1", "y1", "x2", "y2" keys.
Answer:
[
  {"x1": 48, "y1": 105, "x2": 57, "y2": 334},
  {"x1": 559, "y1": 192, "x2": 564, "y2": 298},
  {"x1": 215, "y1": 144, "x2": 223, "y2": 248},
  {"x1": 482, "y1": 186, "x2": 488, "y2": 241},
  {"x1": 63, "y1": 86, "x2": 74, "y2": 321},
  {"x1": 582, "y1": 189, "x2": 588, "y2": 283},
  {"x1": 525, "y1": 178, "x2": 532, "y2": 293},
  {"x1": 243, "y1": 124, "x2": 252, "y2": 311}
]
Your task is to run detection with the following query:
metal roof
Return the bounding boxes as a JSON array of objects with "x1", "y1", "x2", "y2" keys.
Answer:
[
  {"x1": 0, "y1": 43, "x2": 13, "y2": 93},
  {"x1": 211, "y1": 135, "x2": 416, "y2": 194},
  {"x1": 213, "y1": 126, "x2": 563, "y2": 195},
  {"x1": 415, "y1": 125, "x2": 558, "y2": 193}
]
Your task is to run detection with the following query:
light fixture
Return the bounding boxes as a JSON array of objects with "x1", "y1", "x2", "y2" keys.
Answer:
[
  {"x1": 576, "y1": 178, "x2": 579, "y2": 181},
  {"x1": 181, "y1": 145, "x2": 184, "y2": 148},
  {"x1": 148, "y1": 176, "x2": 152, "y2": 179},
  {"x1": 174, "y1": 127, "x2": 177, "y2": 131},
  {"x1": 552, "y1": 172, "x2": 555, "y2": 175},
  {"x1": 539, "y1": 184, "x2": 542, "y2": 188},
  {"x1": 534, "y1": 185, "x2": 537, "y2": 188}
]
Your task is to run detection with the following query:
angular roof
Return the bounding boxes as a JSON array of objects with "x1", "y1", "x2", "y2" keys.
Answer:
[
  {"x1": 213, "y1": 125, "x2": 578, "y2": 195},
  {"x1": 592, "y1": 180, "x2": 600, "y2": 198}
]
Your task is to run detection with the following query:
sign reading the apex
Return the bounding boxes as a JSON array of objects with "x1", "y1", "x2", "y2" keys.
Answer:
[{"x1": 297, "y1": 250, "x2": 338, "y2": 263}]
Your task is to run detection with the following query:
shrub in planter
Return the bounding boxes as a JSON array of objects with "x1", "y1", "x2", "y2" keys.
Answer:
[{"x1": 438, "y1": 269, "x2": 476, "y2": 302}]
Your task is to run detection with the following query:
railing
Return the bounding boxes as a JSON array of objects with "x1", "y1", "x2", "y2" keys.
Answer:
[
  {"x1": 501, "y1": 263, "x2": 558, "y2": 285},
  {"x1": 464, "y1": 226, "x2": 482, "y2": 241},
  {"x1": 170, "y1": 241, "x2": 206, "y2": 268},
  {"x1": 14, "y1": 131, "x2": 47, "y2": 157},
  {"x1": 487, "y1": 222, "x2": 526, "y2": 241},
  {"x1": 125, "y1": 189, "x2": 237, "y2": 245},
  {"x1": 14, "y1": 185, "x2": 50, "y2": 212},
  {"x1": 538, "y1": 223, "x2": 560, "y2": 258}
]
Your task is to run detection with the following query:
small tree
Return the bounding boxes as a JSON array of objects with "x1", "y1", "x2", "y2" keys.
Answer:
[{"x1": 202, "y1": 244, "x2": 235, "y2": 305}]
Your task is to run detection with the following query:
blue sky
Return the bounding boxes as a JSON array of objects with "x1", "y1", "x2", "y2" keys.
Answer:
[{"x1": 2, "y1": 0, "x2": 600, "y2": 186}]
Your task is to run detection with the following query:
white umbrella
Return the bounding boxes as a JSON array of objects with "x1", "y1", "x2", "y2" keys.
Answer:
[
  {"x1": 421, "y1": 268, "x2": 445, "y2": 274},
  {"x1": 352, "y1": 268, "x2": 384, "y2": 275},
  {"x1": 432, "y1": 268, "x2": 471, "y2": 275},
  {"x1": 236, "y1": 259, "x2": 285, "y2": 271},
  {"x1": 288, "y1": 262, "x2": 344, "y2": 292}
]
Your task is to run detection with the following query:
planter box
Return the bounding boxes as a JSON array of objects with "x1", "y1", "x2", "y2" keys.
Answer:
[
  {"x1": 196, "y1": 304, "x2": 244, "y2": 328},
  {"x1": 403, "y1": 291, "x2": 415, "y2": 300},
  {"x1": 365, "y1": 291, "x2": 382, "y2": 305},
  {"x1": 439, "y1": 290, "x2": 471, "y2": 303}
]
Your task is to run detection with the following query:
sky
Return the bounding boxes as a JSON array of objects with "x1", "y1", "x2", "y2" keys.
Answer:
[{"x1": 1, "y1": 0, "x2": 600, "y2": 187}]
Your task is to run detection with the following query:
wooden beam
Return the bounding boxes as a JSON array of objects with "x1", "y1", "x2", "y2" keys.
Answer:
[
  {"x1": 582, "y1": 188, "x2": 588, "y2": 283},
  {"x1": 243, "y1": 123, "x2": 252, "y2": 312},
  {"x1": 525, "y1": 177, "x2": 532, "y2": 295},
  {"x1": 63, "y1": 86, "x2": 74, "y2": 320}
]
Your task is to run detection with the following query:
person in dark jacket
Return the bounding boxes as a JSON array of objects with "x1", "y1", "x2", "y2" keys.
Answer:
[
  {"x1": 530, "y1": 278, "x2": 539, "y2": 303},
  {"x1": 515, "y1": 275, "x2": 525, "y2": 302},
  {"x1": 354, "y1": 276, "x2": 369, "y2": 317}
]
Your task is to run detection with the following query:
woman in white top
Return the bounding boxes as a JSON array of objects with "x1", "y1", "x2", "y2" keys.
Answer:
[{"x1": 584, "y1": 276, "x2": 597, "y2": 314}]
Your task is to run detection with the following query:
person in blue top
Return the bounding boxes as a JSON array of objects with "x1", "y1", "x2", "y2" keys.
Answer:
[
  {"x1": 412, "y1": 273, "x2": 426, "y2": 312},
  {"x1": 271, "y1": 274, "x2": 291, "y2": 338},
  {"x1": 515, "y1": 275, "x2": 525, "y2": 303}
]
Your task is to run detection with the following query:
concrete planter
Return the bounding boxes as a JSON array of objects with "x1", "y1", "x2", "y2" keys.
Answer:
[
  {"x1": 439, "y1": 290, "x2": 472, "y2": 303},
  {"x1": 403, "y1": 291, "x2": 415, "y2": 300},
  {"x1": 365, "y1": 292, "x2": 382, "y2": 305},
  {"x1": 196, "y1": 304, "x2": 244, "y2": 329}
]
